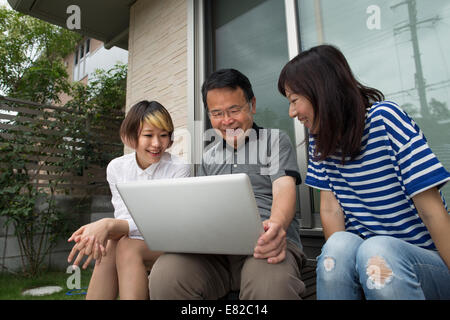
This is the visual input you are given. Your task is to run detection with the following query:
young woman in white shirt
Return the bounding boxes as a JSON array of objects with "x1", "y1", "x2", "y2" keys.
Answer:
[{"x1": 67, "y1": 100, "x2": 191, "y2": 299}]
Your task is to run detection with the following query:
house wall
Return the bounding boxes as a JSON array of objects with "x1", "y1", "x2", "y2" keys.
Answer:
[
  {"x1": 126, "y1": 0, "x2": 189, "y2": 159},
  {"x1": 58, "y1": 38, "x2": 127, "y2": 106},
  {"x1": 90, "y1": 38, "x2": 104, "y2": 55},
  {"x1": 58, "y1": 51, "x2": 76, "y2": 106}
]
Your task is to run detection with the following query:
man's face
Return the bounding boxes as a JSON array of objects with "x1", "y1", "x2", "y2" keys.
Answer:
[{"x1": 206, "y1": 87, "x2": 256, "y2": 147}]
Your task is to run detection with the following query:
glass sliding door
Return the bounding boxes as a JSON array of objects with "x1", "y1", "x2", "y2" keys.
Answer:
[
  {"x1": 207, "y1": 0, "x2": 314, "y2": 228},
  {"x1": 209, "y1": 0, "x2": 295, "y2": 143},
  {"x1": 298, "y1": 0, "x2": 450, "y2": 215}
]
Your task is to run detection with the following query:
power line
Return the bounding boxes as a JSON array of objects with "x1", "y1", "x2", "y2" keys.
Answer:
[
  {"x1": 386, "y1": 79, "x2": 450, "y2": 97},
  {"x1": 391, "y1": 0, "x2": 442, "y2": 118}
]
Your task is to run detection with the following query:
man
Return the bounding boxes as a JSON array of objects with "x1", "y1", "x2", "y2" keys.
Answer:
[{"x1": 149, "y1": 68, "x2": 305, "y2": 299}]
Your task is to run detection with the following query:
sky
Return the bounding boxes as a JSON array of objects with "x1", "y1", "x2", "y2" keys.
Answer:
[{"x1": 0, "y1": 0, "x2": 11, "y2": 9}]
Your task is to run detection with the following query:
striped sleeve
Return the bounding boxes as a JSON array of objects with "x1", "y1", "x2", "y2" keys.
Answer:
[
  {"x1": 375, "y1": 102, "x2": 450, "y2": 197},
  {"x1": 305, "y1": 137, "x2": 332, "y2": 191}
]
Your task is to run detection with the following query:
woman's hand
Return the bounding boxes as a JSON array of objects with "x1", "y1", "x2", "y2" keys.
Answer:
[{"x1": 67, "y1": 219, "x2": 111, "y2": 268}]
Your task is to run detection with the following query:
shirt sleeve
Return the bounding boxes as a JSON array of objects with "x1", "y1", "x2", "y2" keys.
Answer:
[
  {"x1": 268, "y1": 130, "x2": 302, "y2": 185},
  {"x1": 305, "y1": 136, "x2": 332, "y2": 191},
  {"x1": 106, "y1": 160, "x2": 141, "y2": 238},
  {"x1": 376, "y1": 102, "x2": 450, "y2": 197},
  {"x1": 172, "y1": 163, "x2": 192, "y2": 178}
]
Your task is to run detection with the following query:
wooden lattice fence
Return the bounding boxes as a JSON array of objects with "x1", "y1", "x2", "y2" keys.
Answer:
[{"x1": 0, "y1": 95, "x2": 124, "y2": 196}]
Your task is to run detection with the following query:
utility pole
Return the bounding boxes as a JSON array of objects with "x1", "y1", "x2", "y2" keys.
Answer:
[{"x1": 392, "y1": 0, "x2": 430, "y2": 118}]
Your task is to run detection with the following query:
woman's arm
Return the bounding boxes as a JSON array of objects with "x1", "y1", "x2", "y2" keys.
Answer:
[
  {"x1": 320, "y1": 190, "x2": 346, "y2": 240},
  {"x1": 412, "y1": 187, "x2": 450, "y2": 269},
  {"x1": 68, "y1": 218, "x2": 129, "y2": 243}
]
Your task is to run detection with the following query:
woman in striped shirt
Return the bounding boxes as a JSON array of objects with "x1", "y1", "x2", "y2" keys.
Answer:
[{"x1": 278, "y1": 44, "x2": 450, "y2": 299}]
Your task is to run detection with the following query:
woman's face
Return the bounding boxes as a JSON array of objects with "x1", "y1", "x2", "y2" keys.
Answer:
[
  {"x1": 285, "y1": 86, "x2": 316, "y2": 133},
  {"x1": 135, "y1": 121, "x2": 171, "y2": 169}
]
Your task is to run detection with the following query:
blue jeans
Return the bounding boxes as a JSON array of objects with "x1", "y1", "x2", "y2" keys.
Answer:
[{"x1": 316, "y1": 231, "x2": 450, "y2": 299}]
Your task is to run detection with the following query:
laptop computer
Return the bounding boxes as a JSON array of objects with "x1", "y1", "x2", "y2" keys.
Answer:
[{"x1": 116, "y1": 173, "x2": 263, "y2": 255}]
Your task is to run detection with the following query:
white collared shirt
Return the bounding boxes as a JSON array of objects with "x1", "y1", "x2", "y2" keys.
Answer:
[{"x1": 106, "y1": 152, "x2": 191, "y2": 239}]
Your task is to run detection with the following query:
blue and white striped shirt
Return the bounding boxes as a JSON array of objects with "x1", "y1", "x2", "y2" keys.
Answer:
[{"x1": 305, "y1": 101, "x2": 450, "y2": 250}]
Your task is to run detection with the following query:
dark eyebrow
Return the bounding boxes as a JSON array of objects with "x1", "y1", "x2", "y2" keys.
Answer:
[{"x1": 210, "y1": 105, "x2": 240, "y2": 111}]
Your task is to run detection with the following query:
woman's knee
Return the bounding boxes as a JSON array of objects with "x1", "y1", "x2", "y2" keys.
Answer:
[
  {"x1": 316, "y1": 232, "x2": 363, "y2": 280},
  {"x1": 116, "y1": 237, "x2": 161, "y2": 271},
  {"x1": 318, "y1": 232, "x2": 362, "y2": 263},
  {"x1": 90, "y1": 240, "x2": 118, "y2": 273},
  {"x1": 356, "y1": 236, "x2": 399, "y2": 268},
  {"x1": 115, "y1": 237, "x2": 141, "y2": 264},
  {"x1": 101, "y1": 239, "x2": 118, "y2": 263},
  {"x1": 355, "y1": 236, "x2": 398, "y2": 289}
]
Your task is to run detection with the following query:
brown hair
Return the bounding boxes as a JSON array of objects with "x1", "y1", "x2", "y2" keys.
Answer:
[
  {"x1": 278, "y1": 44, "x2": 384, "y2": 163},
  {"x1": 120, "y1": 100, "x2": 174, "y2": 149}
]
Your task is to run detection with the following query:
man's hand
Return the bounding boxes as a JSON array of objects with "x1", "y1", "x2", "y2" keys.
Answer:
[{"x1": 253, "y1": 220, "x2": 287, "y2": 264}]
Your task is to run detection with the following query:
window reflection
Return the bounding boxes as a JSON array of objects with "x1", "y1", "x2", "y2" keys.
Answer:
[
  {"x1": 298, "y1": 0, "x2": 450, "y2": 209},
  {"x1": 212, "y1": 0, "x2": 296, "y2": 144}
]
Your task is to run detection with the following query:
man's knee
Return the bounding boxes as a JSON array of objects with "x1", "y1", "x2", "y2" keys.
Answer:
[
  {"x1": 240, "y1": 257, "x2": 303, "y2": 300},
  {"x1": 149, "y1": 253, "x2": 219, "y2": 299},
  {"x1": 148, "y1": 254, "x2": 186, "y2": 299}
]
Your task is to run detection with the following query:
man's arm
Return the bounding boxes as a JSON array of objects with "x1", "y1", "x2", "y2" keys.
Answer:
[
  {"x1": 253, "y1": 175, "x2": 296, "y2": 264},
  {"x1": 412, "y1": 187, "x2": 450, "y2": 269}
]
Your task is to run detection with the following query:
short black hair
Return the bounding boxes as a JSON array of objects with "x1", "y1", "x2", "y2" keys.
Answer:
[{"x1": 201, "y1": 68, "x2": 254, "y2": 109}]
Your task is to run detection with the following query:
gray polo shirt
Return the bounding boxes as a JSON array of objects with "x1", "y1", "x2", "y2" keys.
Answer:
[{"x1": 198, "y1": 123, "x2": 303, "y2": 250}]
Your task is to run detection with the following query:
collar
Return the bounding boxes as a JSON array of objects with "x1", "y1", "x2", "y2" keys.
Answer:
[{"x1": 134, "y1": 152, "x2": 162, "y2": 176}]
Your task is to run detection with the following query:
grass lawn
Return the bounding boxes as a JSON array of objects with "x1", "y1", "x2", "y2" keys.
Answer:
[{"x1": 0, "y1": 268, "x2": 93, "y2": 300}]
